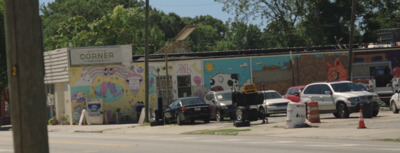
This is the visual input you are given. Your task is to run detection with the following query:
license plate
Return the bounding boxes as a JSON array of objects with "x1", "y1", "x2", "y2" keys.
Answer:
[{"x1": 195, "y1": 107, "x2": 201, "y2": 111}]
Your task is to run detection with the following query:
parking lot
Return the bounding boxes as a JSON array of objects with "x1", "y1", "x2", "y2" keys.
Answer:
[{"x1": 45, "y1": 107, "x2": 400, "y2": 141}]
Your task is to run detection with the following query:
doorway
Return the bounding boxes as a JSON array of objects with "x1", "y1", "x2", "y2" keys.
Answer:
[{"x1": 177, "y1": 75, "x2": 192, "y2": 97}]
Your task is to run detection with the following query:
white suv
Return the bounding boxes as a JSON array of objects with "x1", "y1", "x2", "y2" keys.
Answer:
[
  {"x1": 390, "y1": 89, "x2": 400, "y2": 113},
  {"x1": 300, "y1": 81, "x2": 381, "y2": 118}
]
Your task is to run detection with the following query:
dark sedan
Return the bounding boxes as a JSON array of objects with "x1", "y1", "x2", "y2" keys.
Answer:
[{"x1": 164, "y1": 97, "x2": 211, "y2": 125}]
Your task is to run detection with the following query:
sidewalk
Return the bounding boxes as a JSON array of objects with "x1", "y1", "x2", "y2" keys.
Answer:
[{"x1": 47, "y1": 109, "x2": 400, "y2": 141}]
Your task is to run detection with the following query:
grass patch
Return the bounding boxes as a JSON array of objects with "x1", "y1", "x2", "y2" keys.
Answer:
[
  {"x1": 380, "y1": 101, "x2": 387, "y2": 107},
  {"x1": 141, "y1": 122, "x2": 150, "y2": 126},
  {"x1": 379, "y1": 138, "x2": 400, "y2": 142},
  {"x1": 183, "y1": 129, "x2": 250, "y2": 135}
]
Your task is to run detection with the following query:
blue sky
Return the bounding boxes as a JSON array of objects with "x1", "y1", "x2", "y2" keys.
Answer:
[{"x1": 39, "y1": 0, "x2": 239, "y2": 23}]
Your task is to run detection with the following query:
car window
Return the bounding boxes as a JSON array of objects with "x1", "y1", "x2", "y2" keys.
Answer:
[
  {"x1": 355, "y1": 84, "x2": 368, "y2": 91},
  {"x1": 168, "y1": 100, "x2": 179, "y2": 109},
  {"x1": 216, "y1": 92, "x2": 232, "y2": 101},
  {"x1": 303, "y1": 85, "x2": 330, "y2": 94},
  {"x1": 181, "y1": 98, "x2": 206, "y2": 106},
  {"x1": 331, "y1": 83, "x2": 363, "y2": 92},
  {"x1": 293, "y1": 89, "x2": 300, "y2": 95},
  {"x1": 303, "y1": 85, "x2": 316, "y2": 94},
  {"x1": 264, "y1": 92, "x2": 282, "y2": 99},
  {"x1": 319, "y1": 84, "x2": 332, "y2": 94},
  {"x1": 205, "y1": 94, "x2": 213, "y2": 101},
  {"x1": 287, "y1": 89, "x2": 295, "y2": 95}
]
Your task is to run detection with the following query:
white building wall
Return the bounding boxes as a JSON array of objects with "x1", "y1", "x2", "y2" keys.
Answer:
[
  {"x1": 64, "y1": 84, "x2": 72, "y2": 125},
  {"x1": 54, "y1": 83, "x2": 66, "y2": 120}
]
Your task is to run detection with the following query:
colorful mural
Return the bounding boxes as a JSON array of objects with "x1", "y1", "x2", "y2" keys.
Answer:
[
  {"x1": 251, "y1": 56, "x2": 293, "y2": 94},
  {"x1": 203, "y1": 58, "x2": 251, "y2": 92},
  {"x1": 297, "y1": 53, "x2": 348, "y2": 85},
  {"x1": 326, "y1": 57, "x2": 348, "y2": 82},
  {"x1": 150, "y1": 60, "x2": 205, "y2": 100},
  {"x1": 69, "y1": 64, "x2": 146, "y2": 123}
]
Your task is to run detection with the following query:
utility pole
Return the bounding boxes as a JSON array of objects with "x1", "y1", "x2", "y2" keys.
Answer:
[
  {"x1": 348, "y1": 0, "x2": 357, "y2": 81},
  {"x1": 144, "y1": 0, "x2": 150, "y2": 122},
  {"x1": 4, "y1": 0, "x2": 49, "y2": 153}
]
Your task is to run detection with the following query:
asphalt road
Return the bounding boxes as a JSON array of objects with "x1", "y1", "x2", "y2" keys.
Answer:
[{"x1": 0, "y1": 131, "x2": 400, "y2": 153}]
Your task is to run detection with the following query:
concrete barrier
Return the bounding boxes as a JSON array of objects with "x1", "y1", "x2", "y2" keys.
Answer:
[{"x1": 286, "y1": 102, "x2": 306, "y2": 128}]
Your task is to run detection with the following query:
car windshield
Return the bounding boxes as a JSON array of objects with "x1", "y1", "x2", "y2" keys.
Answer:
[
  {"x1": 216, "y1": 92, "x2": 232, "y2": 101},
  {"x1": 331, "y1": 83, "x2": 364, "y2": 92},
  {"x1": 264, "y1": 92, "x2": 282, "y2": 99},
  {"x1": 181, "y1": 98, "x2": 206, "y2": 106},
  {"x1": 355, "y1": 84, "x2": 368, "y2": 91}
]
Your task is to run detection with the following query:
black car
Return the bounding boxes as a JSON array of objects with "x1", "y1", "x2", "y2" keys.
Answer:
[{"x1": 164, "y1": 97, "x2": 211, "y2": 125}]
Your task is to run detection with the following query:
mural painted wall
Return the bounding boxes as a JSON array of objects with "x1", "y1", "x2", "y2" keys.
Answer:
[
  {"x1": 203, "y1": 58, "x2": 251, "y2": 92},
  {"x1": 251, "y1": 55, "x2": 293, "y2": 94},
  {"x1": 149, "y1": 60, "x2": 205, "y2": 101},
  {"x1": 296, "y1": 53, "x2": 348, "y2": 86},
  {"x1": 201, "y1": 53, "x2": 348, "y2": 94},
  {"x1": 69, "y1": 64, "x2": 145, "y2": 123},
  {"x1": 250, "y1": 52, "x2": 348, "y2": 94}
]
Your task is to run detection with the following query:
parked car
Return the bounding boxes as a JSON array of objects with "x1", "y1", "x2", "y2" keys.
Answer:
[
  {"x1": 390, "y1": 89, "x2": 400, "y2": 113},
  {"x1": 300, "y1": 81, "x2": 381, "y2": 118},
  {"x1": 284, "y1": 86, "x2": 305, "y2": 102},
  {"x1": 258, "y1": 90, "x2": 291, "y2": 116},
  {"x1": 204, "y1": 91, "x2": 235, "y2": 121},
  {"x1": 163, "y1": 97, "x2": 211, "y2": 125}
]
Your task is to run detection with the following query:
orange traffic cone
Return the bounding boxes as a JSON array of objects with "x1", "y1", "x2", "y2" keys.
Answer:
[{"x1": 358, "y1": 109, "x2": 366, "y2": 129}]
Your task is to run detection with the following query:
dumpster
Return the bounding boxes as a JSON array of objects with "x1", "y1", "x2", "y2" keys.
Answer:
[{"x1": 361, "y1": 102, "x2": 372, "y2": 118}]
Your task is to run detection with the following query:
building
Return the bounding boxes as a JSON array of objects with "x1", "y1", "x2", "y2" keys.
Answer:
[{"x1": 44, "y1": 44, "x2": 400, "y2": 124}]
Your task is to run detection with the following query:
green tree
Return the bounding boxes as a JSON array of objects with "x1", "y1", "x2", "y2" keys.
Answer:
[
  {"x1": 246, "y1": 24, "x2": 262, "y2": 49},
  {"x1": 360, "y1": 0, "x2": 400, "y2": 43},
  {"x1": 215, "y1": 0, "x2": 307, "y2": 47},
  {"x1": 40, "y1": 0, "x2": 141, "y2": 51},
  {"x1": 48, "y1": 5, "x2": 145, "y2": 53},
  {"x1": 296, "y1": 0, "x2": 353, "y2": 46},
  {"x1": 183, "y1": 15, "x2": 228, "y2": 51}
]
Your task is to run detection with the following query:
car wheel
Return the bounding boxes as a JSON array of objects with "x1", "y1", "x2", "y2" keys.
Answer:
[
  {"x1": 216, "y1": 110, "x2": 223, "y2": 122},
  {"x1": 176, "y1": 115, "x2": 182, "y2": 125},
  {"x1": 391, "y1": 101, "x2": 399, "y2": 114},
  {"x1": 337, "y1": 103, "x2": 349, "y2": 118},
  {"x1": 235, "y1": 107, "x2": 247, "y2": 121},
  {"x1": 333, "y1": 113, "x2": 340, "y2": 118}
]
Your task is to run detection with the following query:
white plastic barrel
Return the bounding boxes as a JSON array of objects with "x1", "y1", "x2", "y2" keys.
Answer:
[
  {"x1": 86, "y1": 100, "x2": 104, "y2": 125},
  {"x1": 286, "y1": 102, "x2": 306, "y2": 128}
]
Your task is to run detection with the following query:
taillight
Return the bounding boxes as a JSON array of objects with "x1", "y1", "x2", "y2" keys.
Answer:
[
  {"x1": 181, "y1": 107, "x2": 187, "y2": 112},
  {"x1": 208, "y1": 105, "x2": 211, "y2": 109}
]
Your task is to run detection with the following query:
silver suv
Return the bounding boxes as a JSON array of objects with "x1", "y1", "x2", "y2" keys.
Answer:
[{"x1": 300, "y1": 81, "x2": 381, "y2": 118}]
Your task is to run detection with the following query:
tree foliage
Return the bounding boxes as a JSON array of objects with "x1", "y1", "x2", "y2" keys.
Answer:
[{"x1": 35, "y1": 0, "x2": 400, "y2": 53}]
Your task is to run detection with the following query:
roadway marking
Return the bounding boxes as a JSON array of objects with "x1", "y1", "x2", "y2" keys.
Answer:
[
  {"x1": 339, "y1": 144, "x2": 360, "y2": 147},
  {"x1": 224, "y1": 139, "x2": 241, "y2": 142},
  {"x1": 271, "y1": 141, "x2": 295, "y2": 144},
  {"x1": 50, "y1": 140, "x2": 130, "y2": 147}
]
